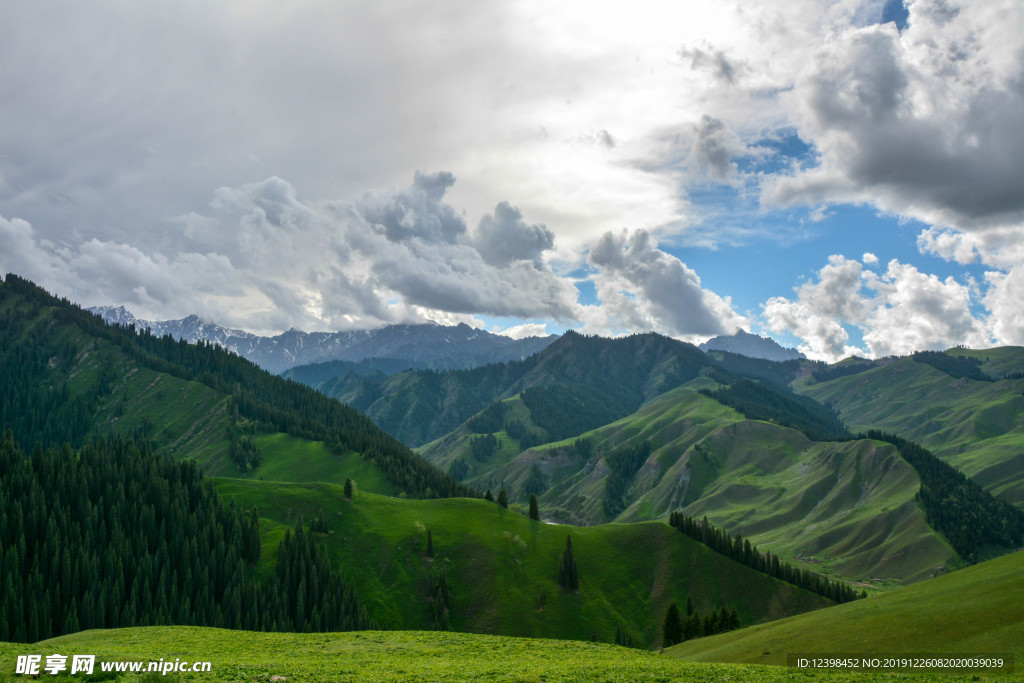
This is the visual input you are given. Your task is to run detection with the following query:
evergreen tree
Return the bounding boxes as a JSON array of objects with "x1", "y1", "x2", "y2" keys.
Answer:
[
  {"x1": 662, "y1": 601, "x2": 682, "y2": 647},
  {"x1": 484, "y1": 488, "x2": 494, "y2": 503},
  {"x1": 497, "y1": 488, "x2": 508, "y2": 508},
  {"x1": 426, "y1": 529, "x2": 434, "y2": 559},
  {"x1": 557, "y1": 535, "x2": 579, "y2": 591},
  {"x1": 343, "y1": 478, "x2": 354, "y2": 499},
  {"x1": 529, "y1": 494, "x2": 539, "y2": 521}
]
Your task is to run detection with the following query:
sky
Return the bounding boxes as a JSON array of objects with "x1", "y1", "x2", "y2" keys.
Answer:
[{"x1": 1, "y1": 0, "x2": 1022, "y2": 361}]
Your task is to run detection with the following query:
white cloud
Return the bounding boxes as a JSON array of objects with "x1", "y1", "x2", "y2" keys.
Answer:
[
  {"x1": 584, "y1": 228, "x2": 746, "y2": 341},
  {"x1": 2, "y1": 173, "x2": 749, "y2": 342},
  {"x1": 983, "y1": 268, "x2": 1024, "y2": 347},
  {"x1": 493, "y1": 323, "x2": 550, "y2": 340},
  {"x1": 763, "y1": 0, "x2": 1024, "y2": 232},
  {"x1": 763, "y1": 254, "x2": 991, "y2": 361},
  {"x1": 862, "y1": 252, "x2": 878, "y2": 265}
]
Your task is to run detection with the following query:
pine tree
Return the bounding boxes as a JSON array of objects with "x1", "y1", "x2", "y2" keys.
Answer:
[
  {"x1": 343, "y1": 478, "x2": 354, "y2": 499},
  {"x1": 557, "y1": 535, "x2": 579, "y2": 591},
  {"x1": 497, "y1": 488, "x2": 508, "y2": 508},
  {"x1": 663, "y1": 601, "x2": 682, "y2": 647},
  {"x1": 529, "y1": 494, "x2": 539, "y2": 520},
  {"x1": 484, "y1": 488, "x2": 494, "y2": 502}
]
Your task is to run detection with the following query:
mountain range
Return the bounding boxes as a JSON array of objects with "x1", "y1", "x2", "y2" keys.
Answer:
[
  {"x1": 87, "y1": 305, "x2": 557, "y2": 373},
  {"x1": 6, "y1": 275, "x2": 1023, "y2": 669}
]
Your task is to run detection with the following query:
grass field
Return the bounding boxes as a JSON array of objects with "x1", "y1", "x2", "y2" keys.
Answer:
[
  {"x1": 463, "y1": 384, "x2": 954, "y2": 585},
  {"x1": 212, "y1": 480, "x2": 831, "y2": 647},
  {"x1": 0, "y1": 626, "x2": 1003, "y2": 682},
  {"x1": 668, "y1": 549, "x2": 1024, "y2": 671},
  {"x1": 798, "y1": 351, "x2": 1024, "y2": 506}
]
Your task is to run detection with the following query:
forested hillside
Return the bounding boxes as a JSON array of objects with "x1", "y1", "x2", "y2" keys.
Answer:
[
  {"x1": 0, "y1": 432, "x2": 374, "y2": 643},
  {"x1": 0, "y1": 274, "x2": 843, "y2": 648},
  {"x1": 798, "y1": 348, "x2": 1024, "y2": 506},
  {"x1": 314, "y1": 330, "x2": 717, "y2": 447},
  {"x1": 0, "y1": 274, "x2": 470, "y2": 499}
]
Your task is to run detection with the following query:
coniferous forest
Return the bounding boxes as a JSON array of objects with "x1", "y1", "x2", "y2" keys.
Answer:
[
  {"x1": 0, "y1": 274, "x2": 472, "y2": 500},
  {"x1": 0, "y1": 431, "x2": 374, "y2": 643}
]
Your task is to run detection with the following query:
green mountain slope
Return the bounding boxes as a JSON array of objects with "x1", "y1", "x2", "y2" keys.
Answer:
[
  {"x1": 0, "y1": 275, "x2": 841, "y2": 650},
  {"x1": 463, "y1": 383, "x2": 957, "y2": 584},
  {"x1": 214, "y1": 480, "x2": 832, "y2": 648},
  {"x1": 321, "y1": 330, "x2": 718, "y2": 447},
  {"x1": 668, "y1": 548, "x2": 1024, "y2": 667},
  {"x1": 797, "y1": 348, "x2": 1024, "y2": 505},
  {"x1": 0, "y1": 274, "x2": 466, "y2": 498}
]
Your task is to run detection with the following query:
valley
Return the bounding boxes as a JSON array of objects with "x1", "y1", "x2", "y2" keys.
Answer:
[{"x1": 2, "y1": 274, "x2": 1023, "y2": 680}]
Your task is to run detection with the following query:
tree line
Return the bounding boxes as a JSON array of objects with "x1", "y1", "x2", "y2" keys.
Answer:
[
  {"x1": 662, "y1": 597, "x2": 740, "y2": 647},
  {"x1": 866, "y1": 431, "x2": 1024, "y2": 562},
  {"x1": 700, "y1": 378, "x2": 850, "y2": 442},
  {"x1": 0, "y1": 431, "x2": 374, "y2": 643},
  {"x1": 668, "y1": 512, "x2": 862, "y2": 604}
]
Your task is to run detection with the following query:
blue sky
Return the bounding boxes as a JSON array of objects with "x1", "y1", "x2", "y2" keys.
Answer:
[{"x1": 1, "y1": 0, "x2": 1021, "y2": 361}]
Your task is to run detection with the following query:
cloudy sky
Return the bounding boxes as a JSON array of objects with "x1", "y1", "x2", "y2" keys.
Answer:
[{"x1": 2, "y1": 0, "x2": 1022, "y2": 360}]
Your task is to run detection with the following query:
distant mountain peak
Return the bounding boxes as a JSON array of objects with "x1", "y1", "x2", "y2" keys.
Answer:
[
  {"x1": 699, "y1": 329, "x2": 805, "y2": 361},
  {"x1": 87, "y1": 305, "x2": 558, "y2": 374}
]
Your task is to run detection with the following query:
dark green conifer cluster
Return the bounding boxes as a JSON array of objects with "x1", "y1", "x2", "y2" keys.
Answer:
[
  {"x1": 700, "y1": 378, "x2": 849, "y2": 441},
  {"x1": 0, "y1": 432, "x2": 373, "y2": 642},
  {"x1": 602, "y1": 440, "x2": 651, "y2": 516},
  {"x1": 668, "y1": 512, "x2": 861, "y2": 603},
  {"x1": 519, "y1": 384, "x2": 632, "y2": 442},
  {"x1": 867, "y1": 431, "x2": 1024, "y2": 561},
  {"x1": 911, "y1": 351, "x2": 993, "y2": 382},
  {"x1": 465, "y1": 401, "x2": 507, "y2": 434},
  {"x1": 469, "y1": 433, "x2": 498, "y2": 461},
  {"x1": 662, "y1": 598, "x2": 739, "y2": 647},
  {"x1": 505, "y1": 419, "x2": 543, "y2": 449},
  {"x1": 556, "y1": 535, "x2": 579, "y2": 591}
]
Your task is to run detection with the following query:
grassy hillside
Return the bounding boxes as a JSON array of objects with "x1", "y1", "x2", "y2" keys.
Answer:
[
  {"x1": 798, "y1": 349, "x2": 1024, "y2": 505},
  {"x1": 0, "y1": 627, "x2": 948, "y2": 682},
  {"x1": 326, "y1": 330, "x2": 718, "y2": 447},
  {"x1": 462, "y1": 383, "x2": 955, "y2": 585},
  {"x1": 0, "y1": 274, "x2": 466, "y2": 499},
  {"x1": 668, "y1": 549, "x2": 1024, "y2": 669},
  {"x1": 214, "y1": 480, "x2": 832, "y2": 648}
]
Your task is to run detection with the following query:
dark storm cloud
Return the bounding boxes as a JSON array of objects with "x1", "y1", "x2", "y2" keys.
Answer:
[
  {"x1": 473, "y1": 202, "x2": 555, "y2": 267},
  {"x1": 766, "y1": 12, "x2": 1024, "y2": 230}
]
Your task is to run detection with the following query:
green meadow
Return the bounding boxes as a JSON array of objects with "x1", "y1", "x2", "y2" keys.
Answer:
[{"x1": 1, "y1": 627, "x2": 1003, "y2": 682}]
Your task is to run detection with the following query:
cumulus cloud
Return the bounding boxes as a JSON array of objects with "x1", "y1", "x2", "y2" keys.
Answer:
[
  {"x1": 472, "y1": 202, "x2": 555, "y2": 267},
  {"x1": 983, "y1": 268, "x2": 1024, "y2": 346},
  {"x1": 763, "y1": 254, "x2": 992, "y2": 360},
  {"x1": 493, "y1": 323, "x2": 550, "y2": 340},
  {"x1": 764, "y1": 0, "x2": 1024, "y2": 232},
  {"x1": 584, "y1": 228, "x2": 745, "y2": 341}
]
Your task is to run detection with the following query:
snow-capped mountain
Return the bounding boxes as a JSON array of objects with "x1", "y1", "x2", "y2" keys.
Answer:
[{"x1": 86, "y1": 306, "x2": 557, "y2": 374}]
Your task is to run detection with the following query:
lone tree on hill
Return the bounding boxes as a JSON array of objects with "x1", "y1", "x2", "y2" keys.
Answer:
[
  {"x1": 529, "y1": 494, "x2": 539, "y2": 520},
  {"x1": 497, "y1": 488, "x2": 509, "y2": 508},
  {"x1": 557, "y1": 535, "x2": 579, "y2": 591},
  {"x1": 343, "y1": 478, "x2": 354, "y2": 499},
  {"x1": 663, "y1": 601, "x2": 682, "y2": 647},
  {"x1": 484, "y1": 488, "x2": 494, "y2": 502}
]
